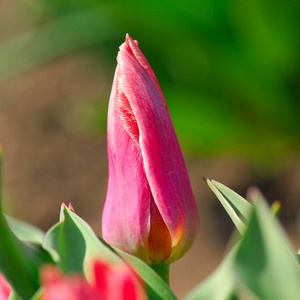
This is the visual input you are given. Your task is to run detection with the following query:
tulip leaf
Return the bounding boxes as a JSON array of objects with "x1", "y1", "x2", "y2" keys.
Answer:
[
  {"x1": 0, "y1": 148, "x2": 3, "y2": 211},
  {"x1": 112, "y1": 247, "x2": 177, "y2": 300},
  {"x1": 297, "y1": 250, "x2": 300, "y2": 265},
  {"x1": 8, "y1": 291, "x2": 22, "y2": 300},
  {"x1": 43, "y1": 206, "x2": 176, "y2": 299},
  {"x1": 234, "y1": 190, "x2": 300, "y2": 299},
  {"x1": 205, "y1": 178, "x2": 252, "y2": 233},
  {"x1": 29, "y1": 288, "x2": 43, "y2": 300},
  {"x1": 43, "y1": 204, "x2": 121, "y2": 276},
  {"x1": 5, "y1": 215, "x2": 45, "y2": 244},
  {"x1": 186, "y1": 185, "x2": 300, "y2": 300},
  {"x1": 0, "y1": 213, "x2": 50, "y2": 299}
]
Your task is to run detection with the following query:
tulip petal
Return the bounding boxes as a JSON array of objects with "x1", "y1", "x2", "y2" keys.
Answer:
[
  {"x1": 0, "y1": 274, "x2": 11, "y2": 300},
  {"x1": 123, "y1": 34, "x2": 167, "y2": 112},
  {"x1": 148, "y1": 194, "x2": 172, "y2": 262},
  {"x1": 103, "y1": 35, "x2": 199, "y2": 264},
  {"x1": 103, "y1": 67, "x2": 151, "y2": 263},
  {"x1": 116, "y1": 36, "x2": 199, "y2": 262}
]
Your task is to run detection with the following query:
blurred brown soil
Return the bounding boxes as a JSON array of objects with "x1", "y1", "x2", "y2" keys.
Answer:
[{"x1": 0, "y1": 53, "x2": 299, "y2": 299}]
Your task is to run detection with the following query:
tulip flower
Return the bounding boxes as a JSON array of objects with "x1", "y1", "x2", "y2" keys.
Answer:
[
  {"x1": 102, "y1": 34, "x2": 199, "y2": 266},
  {"x1": 0, "y1": 274, "x2": 11, "y2": 300},
  {"x1": 41, "y1": 259, "x2": 146, "y2": 300},
  {"x1": 41, "y1": 267, "x2": 92, "y2": 300}
]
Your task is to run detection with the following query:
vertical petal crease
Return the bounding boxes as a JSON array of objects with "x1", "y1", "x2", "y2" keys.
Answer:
[{"x1": 115, "y1": 86, "x2": 140, "y2": 146}]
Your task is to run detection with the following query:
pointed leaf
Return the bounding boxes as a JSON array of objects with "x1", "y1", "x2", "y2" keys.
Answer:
[
  {"x1": 0, "y1": 215, "x2": 43, "y2": 299},
  {"x1": 43, "y1": 205, "x2": 121, "y2": 277},
  {"x1": 205, "y1": 178, "x2": 252, "y2": 233},
  {"x1": 43, "y1": 206, "x2": 175, "y2": 299},
  {"x1": 234, "y1": 189, "x2": 300, "y2": 300}
]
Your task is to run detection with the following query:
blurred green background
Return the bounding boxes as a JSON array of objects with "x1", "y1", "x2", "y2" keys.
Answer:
[
  {"x1": 1, "y1": 0, "x2": 300, "y2": 164},
  {"x1": 0, "y1": 0, "x2": 300, "y2": 298}
]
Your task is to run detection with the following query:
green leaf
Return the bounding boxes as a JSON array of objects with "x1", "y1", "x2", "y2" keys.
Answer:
[
  {"x1": 187, "y1": 184, "x2": 300, "y2": 300},
  {"x1": 184, "y1": 246, "x2": 237, "y2": 300},
  {"x1": 234, "y1": 188, "x2": 300, "y2": 300},
  {"x1": 270, "y1": 201, "x2": 281, "y2": 217},
  {"x1": 0, "y1": 214, "x2": 44, "y2": 299},
  {"x1": 5, "y1": 215, "x2": 44, "y2": 244},
  {"x1": 112, "y1": 247, "x2": 177, "y2": 300},
  {"x1": 43, "y1": 204, "x2": 121, "y2": 277},
  {"x1": 205, "y1": 178, "x2": 252, "y2": 233},
  {"x1": 0, "y1": 148, "x2": 3, "y2": 212},
  {"x1": 43, "y1": 205, "x2": 176, "y2": 299},
  {"x1": 30, "y1": 288, "x2": 43, "y2": 300},
  {"x1": 8, "y1": 291, "x2": 21, "y2": 300},
  {"x1": 296, "y1": 249, "x2": 300, "y2": 265}
]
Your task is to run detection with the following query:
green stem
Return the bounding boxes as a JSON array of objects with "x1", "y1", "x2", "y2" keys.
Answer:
[{"x1": 151, "y1": 264, "x2": 170, "y2": 285}]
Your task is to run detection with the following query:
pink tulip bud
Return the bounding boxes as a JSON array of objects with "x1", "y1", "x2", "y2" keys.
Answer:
[
  {"x1": 41, "y1": 259, "x2": 146, "y2": 300},
  {"x1": 0, "y1": 274, "x2": 11, "y2": 300},
  {"x1": 41, "y1": 267, "x2": 91, "y2": 300},
  {"x1": 102, "y1": 34, "x2": 199, "y2": 265}
]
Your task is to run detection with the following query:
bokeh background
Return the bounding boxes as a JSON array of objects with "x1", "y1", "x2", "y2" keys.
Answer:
[{"x1": 0, "y1": 0, "x2": 300, "y2": 298}]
